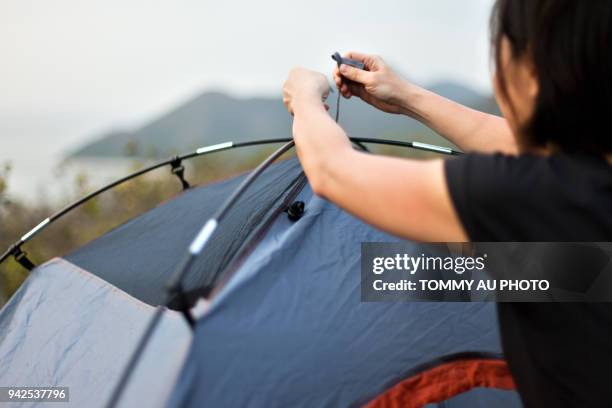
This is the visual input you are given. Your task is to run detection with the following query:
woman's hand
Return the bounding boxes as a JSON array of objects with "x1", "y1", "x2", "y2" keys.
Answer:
[
  {"x1": 283, "y1": 67, "x2": 330, "y2": 115},
  {"x1": 333, "y1": 52, "x2": 412, "y2": 114}
]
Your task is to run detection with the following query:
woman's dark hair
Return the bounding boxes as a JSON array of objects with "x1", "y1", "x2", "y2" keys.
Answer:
[{"x1": 491, "y1": 0, "x2": 612, "y2": 154}]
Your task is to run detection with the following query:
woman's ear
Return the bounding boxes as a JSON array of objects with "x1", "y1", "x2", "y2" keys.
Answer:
[{"x1": 524, "y1": 54, "x2": 539, "y2": 99}]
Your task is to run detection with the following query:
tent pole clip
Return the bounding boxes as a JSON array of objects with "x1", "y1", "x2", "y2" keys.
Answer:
[
  {"x1": 286, "y1": 201, "x2": 305, "y2": 222},
  {"x1": 166, "y1": 282, "x2": 196, "y2": 328},
  {"x1": 170, "y1": 156, "x2": 191, "y2": 191},
  {"x1": 11, "y1": 245, "x2": 35, "y2": 271}
]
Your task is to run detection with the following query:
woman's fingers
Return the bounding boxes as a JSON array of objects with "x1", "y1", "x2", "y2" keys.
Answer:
[
  {"x1": 334, "y1": 51, "x2": 386, "y2": 100},
  {"x1": 333, "y1": 68, "x2": 353, "y2": 98},
  {"x1": 345, "y1": 51, "x2": 385, "y2": 72},
  {"x1": 345, "y1": 51, "x2": 368, "y2": 61},
  {"x1": 346, "y1": 81, "x2": 366, "y2": 99},
  {"x1": 339, "y1": 64, "x2": 373, "y2": 85},
  {"x1": 333, "y1": 68, "x2": 342, "y2": 86},
  {"x1": 340, "y1": 83, "x2": 350, "y2": 97},
  {"x1": 283, "y1": 98, "x2": 293, "y2": 114}
]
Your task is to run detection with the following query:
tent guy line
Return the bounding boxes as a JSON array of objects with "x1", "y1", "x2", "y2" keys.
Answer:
[{"x1": 0, "y1": 137, "x2": 461, "y2": 272}]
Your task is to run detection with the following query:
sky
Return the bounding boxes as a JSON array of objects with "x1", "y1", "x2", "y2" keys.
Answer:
[{"x1": 0, "y1": 0, "x2": 496, "y2": 199}]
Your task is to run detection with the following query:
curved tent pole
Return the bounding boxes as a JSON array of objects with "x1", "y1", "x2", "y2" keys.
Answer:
[
  {"x1": 167, "y1": 140, "x2": 296, "y2": 317},
  {"x1": 106, "y1": 135, "x2": 461, "y2": 407},
  {"x1": 105, "y1": 141, "x2": 296, "y2": 408},
  {"x1": 0, "y1": 138, "x2": 289, "y2": 267},
  {"x1": 0, "y1": 137, "x2": 460, "y2": 270}
]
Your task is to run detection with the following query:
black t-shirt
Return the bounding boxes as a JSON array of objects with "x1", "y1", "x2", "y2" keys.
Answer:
[{"x1": 445, "y1": 153, "x2": 612, "y2": 408}]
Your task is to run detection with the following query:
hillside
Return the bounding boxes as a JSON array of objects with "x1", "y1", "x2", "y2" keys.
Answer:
[{"x1": 70, "y1": 83, "x2": 497, "y2": 158}]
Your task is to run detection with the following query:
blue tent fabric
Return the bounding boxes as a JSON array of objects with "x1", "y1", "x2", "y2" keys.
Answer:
[
  {"x1": 65, "y1": 158, "x2": 305, "y2": 307},
  {"x1": 0, "y1": 157, "x2": 523, "y2": 407},
  {"x1": 168, "y1": 187, "x2": 518, "y2": 407}
]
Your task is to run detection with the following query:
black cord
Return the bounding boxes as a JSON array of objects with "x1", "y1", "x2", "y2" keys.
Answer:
[{"x1": 334, "y1": 84, "x2": 370, "y2": 152}]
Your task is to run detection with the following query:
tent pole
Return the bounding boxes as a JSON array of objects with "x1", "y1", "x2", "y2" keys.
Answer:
[
  {"x1": 105, "y1": 306, "x2": 165, "y2": 408},
  {"x1": 105, "y1": 141, "x2": 295, "y2": 408},
  {"x1": 0, "y1": 137, "x2": 460, "y2": 271},
  {"x1": 164, "y1": 141, "x2": 296, "y2": 322}
]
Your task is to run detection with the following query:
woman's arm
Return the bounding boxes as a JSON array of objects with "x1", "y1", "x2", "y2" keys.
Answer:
[
  {"x1": 400, "y1": 85, "x2": 517, "y2": 154},
  {"x1": 285, "y1": 68, "x2": 467, "y2": 242},
  {"x1": 334, "y1": 52, "x2": 518, "y2": 155}
]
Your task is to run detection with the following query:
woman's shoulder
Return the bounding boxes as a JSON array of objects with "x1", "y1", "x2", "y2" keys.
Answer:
[
  {"x1": 444, "y1": 151, "x2": 612, "y2": 241},
  {"x1": 446, "y1": 151, "x2": 610, "y2": 189}
]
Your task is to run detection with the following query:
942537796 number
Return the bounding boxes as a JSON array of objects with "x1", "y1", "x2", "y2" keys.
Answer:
[{"x1": 1, "y1": 387, "x2": 69, "y2": 402}]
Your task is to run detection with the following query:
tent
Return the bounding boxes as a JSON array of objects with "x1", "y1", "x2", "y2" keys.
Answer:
[{"x1": 0, "y1": 138, "x2": 522, "y2": 407}]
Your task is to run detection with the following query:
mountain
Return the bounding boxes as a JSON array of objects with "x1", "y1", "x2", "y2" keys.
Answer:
[{"x1": 70, "y1": 83, "x2": 498, "y2": 158}]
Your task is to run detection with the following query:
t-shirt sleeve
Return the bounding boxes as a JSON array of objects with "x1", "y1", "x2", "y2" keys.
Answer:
[{"x1": 444, "y1": 153, "x2": 538, "y2": 241}]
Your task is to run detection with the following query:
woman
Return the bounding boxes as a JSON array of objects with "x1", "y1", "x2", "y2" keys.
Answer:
[{"x1": 283, "y1": 0, "x2": 611, "y2": 406}]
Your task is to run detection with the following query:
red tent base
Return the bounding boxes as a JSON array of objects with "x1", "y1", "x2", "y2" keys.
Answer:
[{"x1": 366, "y1": 358, "x2": 516, "y2": 408}]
